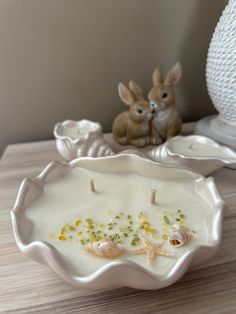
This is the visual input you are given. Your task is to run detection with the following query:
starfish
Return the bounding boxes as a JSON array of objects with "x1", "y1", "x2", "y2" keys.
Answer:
[{"x1": 130, "y1": 237, "x2": 173, "y2": 264}]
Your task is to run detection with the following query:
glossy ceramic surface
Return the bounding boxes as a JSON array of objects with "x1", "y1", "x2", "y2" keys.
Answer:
[{"x1": 11, "y1": 155, "x2": 224, "y2": 289}]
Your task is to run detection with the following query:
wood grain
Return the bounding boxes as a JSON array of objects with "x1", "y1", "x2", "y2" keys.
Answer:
[{"x1": 1, "y1": 124, "x2": 236, "y2": 314}]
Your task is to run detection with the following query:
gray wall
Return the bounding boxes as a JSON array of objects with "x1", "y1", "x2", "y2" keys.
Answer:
[{"x1": 0, "y1": 0, "x2": 228, "y2": 154}]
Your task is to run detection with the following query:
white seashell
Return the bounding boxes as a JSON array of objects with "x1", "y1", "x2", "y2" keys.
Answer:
[
  {"x1": 146, "y1": 136, "x2": 236, "y2": 176},
  {"x1": 168, "y1": 224, "x2": 192, "y2": 248},
  {"x1": 146, "y1": 144, "x2": 165, "y2": 163},
  {"x1": 54, "y1": 120, "x2": 114, "y2": 161},
  {"x1": 84, "y1": 240, "x2": 124, "y2": 258},
  {"x1": 76, "y1": 136, "x2": 114, "y2": 159},
  {"x1": 170, "y1": 224, "x2": 186, "y2": 232}
]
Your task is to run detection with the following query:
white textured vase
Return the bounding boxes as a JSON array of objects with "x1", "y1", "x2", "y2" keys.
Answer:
[{"x1": 196, "y1": 0, "x2": 236, "y2": 150}]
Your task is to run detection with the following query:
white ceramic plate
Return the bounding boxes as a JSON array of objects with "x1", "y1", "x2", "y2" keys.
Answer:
[{"x1": 11, "y1": 155, "x2": 224, "y2": 289}]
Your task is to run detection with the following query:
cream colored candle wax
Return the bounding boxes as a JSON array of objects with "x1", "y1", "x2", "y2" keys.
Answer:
[
  {"x1": 26, "y1": 167, "x2": 211, "y2": 276},
  {"x1": 168, "y1": 137, "x2": 236, "y2": 159}
]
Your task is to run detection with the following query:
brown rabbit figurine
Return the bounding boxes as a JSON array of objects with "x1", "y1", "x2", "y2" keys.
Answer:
[
  {"x1": 148, "y1": 63, "x2": 182, "y2": 143},
  {"x1": 112, "y1": 81, "x2": 153, "y2": 147}
]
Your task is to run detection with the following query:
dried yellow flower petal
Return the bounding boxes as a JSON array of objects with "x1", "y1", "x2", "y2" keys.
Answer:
[
  {"x1": 151, "y1": 229, "x2": 158, "y2": 239},
  {"x1": 58, "y1": 235, "x2": 67, "y2": 241},
  {"x1": 163, "y1": 215, "x2": 170, "y2": 225},
  {"x1": 87, "y1": 225, "x2": 94, "y2": 231},
  {"x1": 69, "y1": 226, "x2": 76, "y2": 231},
  {"x1": 162, "y1": 234, "x2": 168, "y2": 240},
  {"x1": 75, "y1": 219, "x2": 81, "y2": 227},
  {"x1": 60, "y1": 228, "x2": 66, "y2": 234},
  {"x1": 138, "y1": 212, "x2": 145, "y2": 219}
]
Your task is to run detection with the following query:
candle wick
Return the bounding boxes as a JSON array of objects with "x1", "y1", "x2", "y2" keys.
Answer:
[
  {"x1": 150, "y1": 189, "x2": 157, "y2": 205},
  {"x1": 90, "y1": 178, "x2": 96, "y2": 192},
  {"x1": 189, "y1": 143, "x2": 193, "y2": 149}
]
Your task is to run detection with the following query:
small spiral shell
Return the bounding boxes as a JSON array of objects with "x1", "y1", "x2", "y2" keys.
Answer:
[
  {"x1": 84, "y1": 239, "x2": 124, "y2": 258},
  {"x1": 168, "y1": 224, "x2": 192, "y2": 248},
  {"x1": 54, "y1": 119, "x2": 115, "y2": 161},
  {"x1": 77, "y1": 137, "x2": 114, "y2": 158}
]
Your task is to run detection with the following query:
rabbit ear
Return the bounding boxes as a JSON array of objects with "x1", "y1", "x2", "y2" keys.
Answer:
[
  {"x1": 164, "y1": 62, "x2": 182, "y2": 86},
  {"x1": 118, "y1": 83, "x2": 134, "y2": 106},
  {"x1": 128, "y1": 81, "x2": 143, "y2": 99},
  {"x1": 152, "y1": 67, "x2": 163, "y2": 86}
]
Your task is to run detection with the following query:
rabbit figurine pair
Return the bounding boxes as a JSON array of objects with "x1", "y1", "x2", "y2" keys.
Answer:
[{"x1": 112, "y1": 63, "x2": 182, "y2": 147}]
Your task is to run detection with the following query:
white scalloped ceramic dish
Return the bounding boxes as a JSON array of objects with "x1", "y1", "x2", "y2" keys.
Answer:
[
  {"x1": 11, "y1": 155, "x2": 224, "y2": 290},
  {"x1": 54, "y1": 120, "x2": 113, "y2": 161},
  {"x1": 147, "y1": 135, "x2": 236, "y2": 175}
]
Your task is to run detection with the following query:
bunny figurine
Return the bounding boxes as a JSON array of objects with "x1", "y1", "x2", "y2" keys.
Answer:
[
  {"x1": 112, "y1": 81, "x2": 153, "y2": 147},
  {"x1": 148, "y1": 63, "x2": 182, "y2": 143}
]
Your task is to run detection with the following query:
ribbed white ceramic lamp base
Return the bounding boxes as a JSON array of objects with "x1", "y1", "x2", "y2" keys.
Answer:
[
  {"x1": 196, "y1": 0, "x2": 236, "y2": 168},
  {"x1": 195, "y1": 115, "x2": 236, "y2": 169},
  {"x1": 196, "y1": 115, "x2": 236, "y2": 149}
]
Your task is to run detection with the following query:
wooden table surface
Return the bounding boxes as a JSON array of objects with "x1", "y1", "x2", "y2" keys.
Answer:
[{"x1": 1, "y1": 129, "x2": 236, "y2": 313}]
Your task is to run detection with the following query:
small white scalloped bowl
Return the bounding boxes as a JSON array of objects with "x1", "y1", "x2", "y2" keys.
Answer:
[
  {"x1": 11, "y1": 155, "x2": 224, "y2": 290},
  {"x1": 54, "y1": 119, "x2": 113, "y2": 161},
  {"x1": 148, "y1": 135, "x2": 236, "y2": 175}
]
